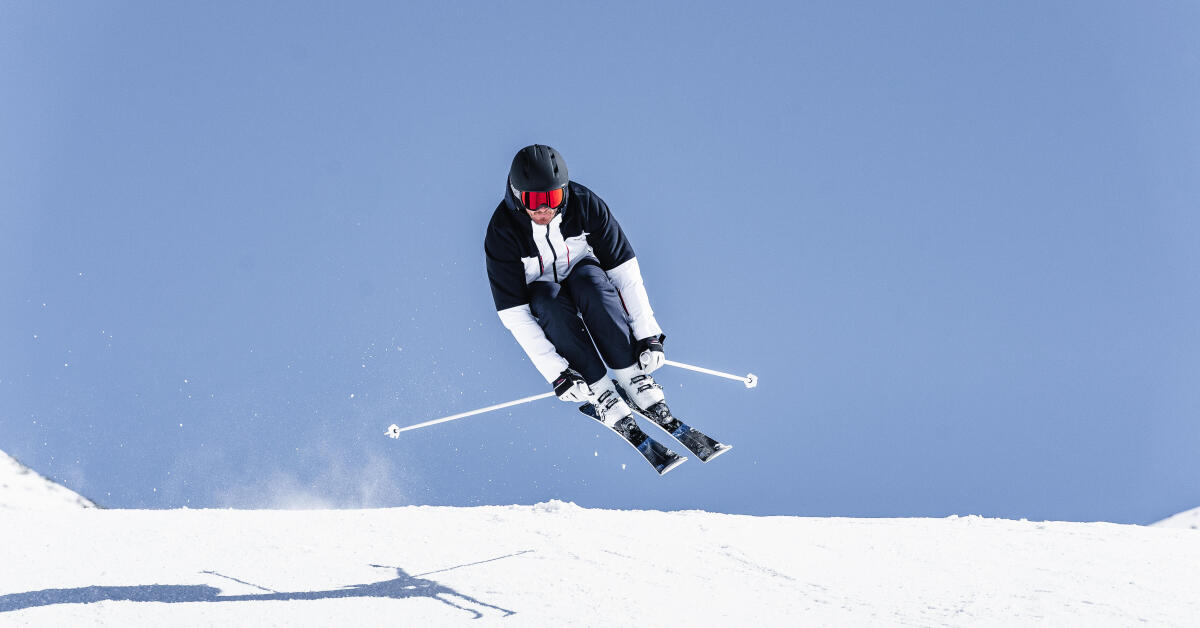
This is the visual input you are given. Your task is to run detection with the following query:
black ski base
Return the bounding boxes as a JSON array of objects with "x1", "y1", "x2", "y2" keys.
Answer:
[
  {"x1": 578, "y1": 403, "x2": 687, "y2": 475},
  {"x1": 613, "y1": 382, "x2": 732, "y2": 463}
]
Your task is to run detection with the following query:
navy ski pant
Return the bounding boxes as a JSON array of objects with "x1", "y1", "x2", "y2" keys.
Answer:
[{"x1": 528, "y1": 260, "x2": 637, "y2": 384}]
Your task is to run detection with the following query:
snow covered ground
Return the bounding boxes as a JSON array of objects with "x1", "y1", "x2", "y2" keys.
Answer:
[
  {"x1": 1153, "y1": 506, "x2": 1200, "y2": 531},
  {"x1": 3, "y1": 451, "x2": 1199, "y2": 626},
  {"x1": 0, "y1": 450, "x2": 96, "y2": 511},
  {"x1": 0, "y1": 503, "x2": 1197, "y2": 626}
]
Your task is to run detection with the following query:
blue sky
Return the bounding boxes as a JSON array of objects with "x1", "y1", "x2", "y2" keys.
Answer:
[{"x1": 3, "y1": 1, "x2": 1198, "y2": 523}]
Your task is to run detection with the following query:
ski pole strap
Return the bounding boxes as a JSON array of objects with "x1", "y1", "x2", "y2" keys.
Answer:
[
  {"x1": 386, "y1": 391, "x2": 556, "y2": 437},
  {"x1": 663, "y1": 359, "x2": 758, "y2": 388}
]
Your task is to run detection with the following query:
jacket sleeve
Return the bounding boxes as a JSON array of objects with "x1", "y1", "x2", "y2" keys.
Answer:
[
  {"x1": 579, "y1": 187, "x2": 663, "y2": 341},
  {"x1": 485, "y1": 219, "x2": 531, "y2": 313},
  {"x1": 485, "y1": 215, "x2": 569, "y2": 383},
  {"x1": 497, "y1": 305, "x2": 571, "y2": 382},
  {"x1": 579, "y1": 187, "x2": 635, "y2": 271},
  {"x1": 606, "y1": 257, "x2": 663, "y2": 341}
]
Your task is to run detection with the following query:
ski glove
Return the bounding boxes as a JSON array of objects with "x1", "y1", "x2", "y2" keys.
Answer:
[
  {"x1": 553, "y1": 368, "x2": 590, "y2": 403},
  {"x1": 635, "y1": 334, "x2": 666, "y2": 373}
]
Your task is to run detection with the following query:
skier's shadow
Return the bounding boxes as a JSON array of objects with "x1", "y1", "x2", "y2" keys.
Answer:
[{"x1": 0, "y1": 553, "x2": 528, "y2": 619}]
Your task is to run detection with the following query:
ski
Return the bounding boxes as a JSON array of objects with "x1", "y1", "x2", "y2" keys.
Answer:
[
  {"x1": 578, "y1": 403, "x2": 687, "y2": 475},
  {"x1": 613, "y1": 381, "x2": 732, "y2": 463}
]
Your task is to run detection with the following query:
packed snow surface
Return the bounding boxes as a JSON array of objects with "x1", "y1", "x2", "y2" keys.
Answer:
[
  {"x1": 0, "y1": 449, "x2": 96, "y2": 510},
  {"x1": 2, "y1": 501, "x2": 1199, "y2": 626}
]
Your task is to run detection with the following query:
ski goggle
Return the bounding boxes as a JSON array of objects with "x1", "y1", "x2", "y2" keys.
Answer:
[{"x1": 515, "y1": 185, "x2": 567, "y2": 212}]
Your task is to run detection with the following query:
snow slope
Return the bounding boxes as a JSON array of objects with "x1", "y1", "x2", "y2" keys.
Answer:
[
  {"x1": 1, "y1": 502, "x2": 1198, "y2": 626},
  {"x1": 0, "y1": 449, "x2": 96, "y2": 510},
  {"x1": 1153, "y1": 506, "x2": 1200, "y2": 530}
]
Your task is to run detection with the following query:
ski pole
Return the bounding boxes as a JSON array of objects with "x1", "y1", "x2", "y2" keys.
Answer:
[
  {"x1": 663, "y1": 359, "x2": 758, "y2": 389},
  {"x1": 386, "y1": 391, "x2": 556, "y2": 438}
]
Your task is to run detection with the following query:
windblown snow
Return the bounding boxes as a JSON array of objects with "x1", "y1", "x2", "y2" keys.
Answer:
[{"x1": 2, "y1": 452, "x2": 1199, "y2": 625}]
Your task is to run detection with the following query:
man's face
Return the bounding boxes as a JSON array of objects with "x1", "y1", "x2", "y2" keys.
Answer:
[
  {"x1": 516, "y1": 185, "x2": 565, "y2": 226},
  {"x1": 526, "y1": 206, "x2": 557, "y2": 225}
]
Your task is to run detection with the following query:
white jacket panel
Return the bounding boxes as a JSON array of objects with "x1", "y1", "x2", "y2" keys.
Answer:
[
  {"x1": 525, "y1": 213, "x2": 596, "y2": 283},
  {"x1": 497, "y1": 304, "x2": 569, "y2": 383},
  {"x1": 606, "y1": 257, "x2": 662, "y2": 341}
]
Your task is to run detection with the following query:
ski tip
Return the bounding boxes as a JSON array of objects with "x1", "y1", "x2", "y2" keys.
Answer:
[
  {"x1": 658, "y1": 456, "x2": 688, "y2": 476},
  {"x1": 701, "y1": 444, "x2": 733, "y2": 463}
]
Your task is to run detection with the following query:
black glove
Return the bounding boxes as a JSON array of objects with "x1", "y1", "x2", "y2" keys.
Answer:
[
  {"x1": 553, "y1": 368, "x2": 590, "y2": 402},
  {"x1": 635, "y1": 334, "x2": 666, "y2": 372}
]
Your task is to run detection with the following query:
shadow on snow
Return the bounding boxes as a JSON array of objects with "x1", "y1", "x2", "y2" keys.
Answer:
[{"x1": 0, "y1": 551, "x2": 531, "y2": 619}]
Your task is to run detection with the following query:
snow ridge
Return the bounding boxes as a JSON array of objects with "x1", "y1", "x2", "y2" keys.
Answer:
[
  {"x1": 1152, "y1": 506, "x2": 1200, "y2": 530},
  {"x1": 0, "y1": 449, "x2": 97, "y2": 510}
]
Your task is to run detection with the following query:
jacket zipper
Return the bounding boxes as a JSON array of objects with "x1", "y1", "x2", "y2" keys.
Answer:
[{"x1": 544, "y1": 224, "x2": 559, "y2": 282}]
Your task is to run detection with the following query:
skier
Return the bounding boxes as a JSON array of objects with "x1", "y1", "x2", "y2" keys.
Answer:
[{"x1": 484, "y1": 145, "x2": 671, "y2": 434}]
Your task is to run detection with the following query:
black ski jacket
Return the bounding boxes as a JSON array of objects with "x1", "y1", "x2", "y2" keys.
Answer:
[
  {"x1": 483, "y1": 180, "x2": 662, "y2": 382},
  {"x1": 484, "y1": 180, "x2": 634, "y2": 312}
]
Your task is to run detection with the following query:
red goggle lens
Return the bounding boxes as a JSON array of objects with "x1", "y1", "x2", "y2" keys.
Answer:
[{"x1": 520, "y1": 187, "x2": 566, "y2": 212}]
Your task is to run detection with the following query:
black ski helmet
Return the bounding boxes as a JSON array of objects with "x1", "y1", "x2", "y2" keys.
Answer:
[{"x1": 509, "y1": 144, "x2": 569, "y2": 193}]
